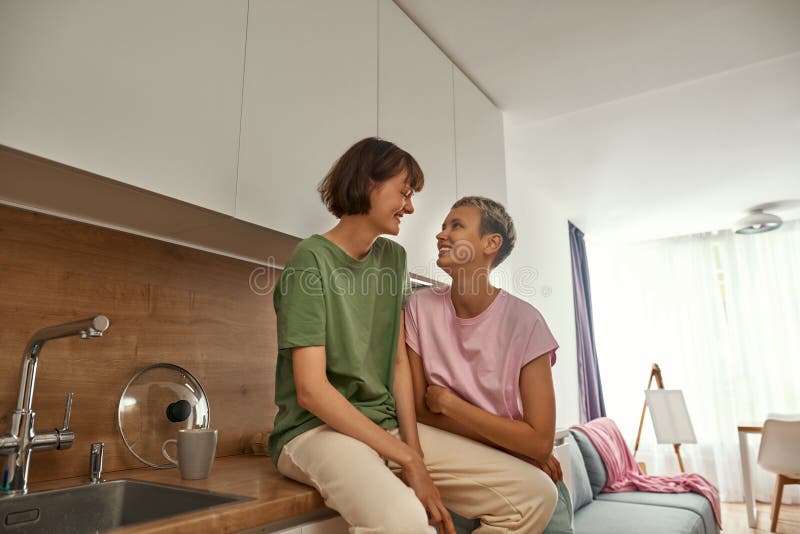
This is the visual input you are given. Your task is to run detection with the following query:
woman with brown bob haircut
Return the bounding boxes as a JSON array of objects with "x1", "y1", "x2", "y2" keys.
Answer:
[{"x1": 269, "y1": 137, "x2": 457, "y2": 533}]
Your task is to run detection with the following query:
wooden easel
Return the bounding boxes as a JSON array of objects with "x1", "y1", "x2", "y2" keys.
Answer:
[{"x1": 633, "y1": 363, "x2": 686, "y2": 473}]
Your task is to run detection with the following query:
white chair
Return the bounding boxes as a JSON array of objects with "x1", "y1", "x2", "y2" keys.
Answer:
[{"x1": 757, "y1": 414, "x2": 800, "y2": 532}]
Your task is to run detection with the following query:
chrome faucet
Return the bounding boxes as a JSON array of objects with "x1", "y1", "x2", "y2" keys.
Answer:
[{"x1": 0, "y1": 316, "x2": 110, "y2": 494}]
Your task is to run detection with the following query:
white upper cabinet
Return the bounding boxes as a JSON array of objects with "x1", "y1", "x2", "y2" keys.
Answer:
[
  {"x1": 0, "y1": 1, "x2": 247, "y2": 215},
  {"x1": 235, "y1": 0, "x2": 377, "y2": 239},
  {"x1": 378, "y1": 0, "x2": 457, "y2": 279},
  {"x1": 453, "y1": 68, "x2": 507, "y2": 206}
]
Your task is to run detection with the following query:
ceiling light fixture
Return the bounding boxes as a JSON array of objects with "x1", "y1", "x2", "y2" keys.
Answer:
[{"x1": 734, "y1": 209, "x2": 783, "y2": 235}]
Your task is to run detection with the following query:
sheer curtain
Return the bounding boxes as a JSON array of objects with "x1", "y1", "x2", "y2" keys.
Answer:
[{"x1": 587, "y1": 220, "x2": 800, "y2": 503}]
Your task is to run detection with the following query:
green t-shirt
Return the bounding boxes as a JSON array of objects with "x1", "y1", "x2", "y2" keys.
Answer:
[{"x1": 268, "y1": 234, "x2": 411, "y2": 462}]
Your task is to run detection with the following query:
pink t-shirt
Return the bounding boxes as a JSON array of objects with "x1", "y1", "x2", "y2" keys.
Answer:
[{"x1": 404, "y1": 287, "x2": 558, "y2": 421}]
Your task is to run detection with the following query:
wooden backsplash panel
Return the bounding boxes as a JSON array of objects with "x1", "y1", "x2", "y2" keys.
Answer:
[{"x1": 0, "y1": 204, "x2": 280, "y2": 482}]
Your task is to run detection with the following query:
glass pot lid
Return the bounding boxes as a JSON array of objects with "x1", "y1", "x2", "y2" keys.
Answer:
[{"x1": 117, "y1": 363, "x2": 210, "y2": 468}]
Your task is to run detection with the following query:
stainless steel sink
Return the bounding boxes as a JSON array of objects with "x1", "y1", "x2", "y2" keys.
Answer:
[{"x1": 0, "y1": 479, "x2": 251, "y2": 533}]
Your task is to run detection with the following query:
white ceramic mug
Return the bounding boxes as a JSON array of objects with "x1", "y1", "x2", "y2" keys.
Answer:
[{"x1": 162, "y1": 428, "x2": 218, "y2": 480}]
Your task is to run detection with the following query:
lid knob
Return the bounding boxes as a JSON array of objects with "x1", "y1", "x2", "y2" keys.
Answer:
[{"x1": 166, "y1": 399, "x2": 192, "y2": 422}]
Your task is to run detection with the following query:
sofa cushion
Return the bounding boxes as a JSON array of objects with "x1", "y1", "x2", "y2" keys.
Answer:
[
  {"x1": 543, "y1": 480, "x2": 575, "y2": 534},
  {"x1": 570, "y1": 429, "x2": 607, "y2": 497},
  {"x1": 567, "y1": 436, "x2": 593, "y2": 512},
  {"x1": 573, "y1": 499, "x2": 705, "y2": 534},
  {"x1": 596, "y1": 492, "x2": 718, "y2": 534}
]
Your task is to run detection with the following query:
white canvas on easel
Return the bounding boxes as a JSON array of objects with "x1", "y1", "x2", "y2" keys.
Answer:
[{"x1": 645, "y1": 389, "x2": 697, "y2": 445}]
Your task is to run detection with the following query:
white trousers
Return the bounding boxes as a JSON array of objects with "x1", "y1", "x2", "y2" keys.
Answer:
[{"x1": 277, "y1": 423, "x2": 558, "y2": 534}]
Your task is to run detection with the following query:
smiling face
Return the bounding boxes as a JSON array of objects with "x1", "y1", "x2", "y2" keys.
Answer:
[
  {"x1": 436, "y1": 205, "x2": 499, "y2": 274},
  {"x1": 366, "y1": 170, "x2": 415, "y2": 236}
]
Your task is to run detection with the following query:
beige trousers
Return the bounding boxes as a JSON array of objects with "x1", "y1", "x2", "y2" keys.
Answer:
[{"x1": 277, "y1": 423, "x2": 558, "y2": 534}]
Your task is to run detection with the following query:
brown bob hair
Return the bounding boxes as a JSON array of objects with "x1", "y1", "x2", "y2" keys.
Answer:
[{"x1": 318, "y1": 137, "x2": 424, "y2": 218}]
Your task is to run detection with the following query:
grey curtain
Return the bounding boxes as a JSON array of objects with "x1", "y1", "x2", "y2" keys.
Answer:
[{"x1": 568, "y1": 222, "x2": 606, "y2": 423}]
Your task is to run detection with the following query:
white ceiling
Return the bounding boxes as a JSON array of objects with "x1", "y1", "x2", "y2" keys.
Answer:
[
  {"x1": 396, "y1": 0, "x2": 800, "y2": 123},
  {"x1": 395, "y1": 0, "x2": 800, "y2": 241}
]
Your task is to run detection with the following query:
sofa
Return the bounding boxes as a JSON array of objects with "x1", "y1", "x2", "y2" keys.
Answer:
[
  {"x1": 568, "y1": 429, "x2": 720, "y2": 534},
  {"x1": 452, "y1": 429, "x2": 720, "y2": 534}
]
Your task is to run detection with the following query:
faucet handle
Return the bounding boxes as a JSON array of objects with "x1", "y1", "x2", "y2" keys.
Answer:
[{"x1": 62, "y1": 392, "x2": 74, "y2": 430}]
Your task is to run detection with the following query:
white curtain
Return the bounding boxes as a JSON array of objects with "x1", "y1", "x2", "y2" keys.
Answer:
[{"x1": 587, "y1": 220, "x2": 800, "y2": 504}]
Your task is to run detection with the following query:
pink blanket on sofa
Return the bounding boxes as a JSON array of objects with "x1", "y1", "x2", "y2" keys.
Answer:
[{"x1": 572, "y1": 417, "x2": 721, "y2": 527}]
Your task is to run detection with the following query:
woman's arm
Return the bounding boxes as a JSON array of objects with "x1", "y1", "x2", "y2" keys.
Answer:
[
  {"x1": 392, "y1": 314, "x2": 455, "y2": 533},
  {"x1": 393, "y1": 313, "x2": 423, "y2": 456},
  {"x1": 293, "y1": 344, "x2": 419, "y2": 465},
  {"x1": 407, "y1": 346, "x2": 492, "y2": 445},
  {"x1": 424, "y1": 353, "x2": 556, "y2": 464}
]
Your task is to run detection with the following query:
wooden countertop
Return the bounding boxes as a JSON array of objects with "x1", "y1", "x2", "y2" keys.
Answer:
[{"x1": 29, "y1": 454, "x2": 327, "y2": 533}]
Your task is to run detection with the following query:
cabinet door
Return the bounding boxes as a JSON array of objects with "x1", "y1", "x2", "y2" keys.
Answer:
[
  {"x1": 454, "y1": 68, "x2": 507, "y2": 206},
  {"x1": 0, "y1": 1, "x2": 247, "y2": 215},
  {"x1": 236, "y1": 0, "x2": 377, "y2": 239},
  {"x1": 378, "y1": 0, "x2": 457, "y2": 280}
]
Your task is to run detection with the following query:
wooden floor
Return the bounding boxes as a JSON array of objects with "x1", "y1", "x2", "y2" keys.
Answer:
[{"x1": 721, "y1": 502, "x2": 800, "y2": 533}]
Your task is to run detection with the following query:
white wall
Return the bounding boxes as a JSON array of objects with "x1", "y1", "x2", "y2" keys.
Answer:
[{"x1": 500, "y1": 164, "x2": 580, "y2": 428}]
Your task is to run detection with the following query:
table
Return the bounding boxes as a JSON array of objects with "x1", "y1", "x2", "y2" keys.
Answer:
[{"x1": 738, "y1": 423, "x2": 763, "y2": 528}]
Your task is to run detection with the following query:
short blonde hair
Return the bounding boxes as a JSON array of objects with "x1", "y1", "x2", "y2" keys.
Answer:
[{"x1": 451, "y1": 196, "x2": 516, "y2": 267}]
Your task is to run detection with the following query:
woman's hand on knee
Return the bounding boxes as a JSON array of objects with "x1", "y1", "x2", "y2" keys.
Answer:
[{"x1": 402, "y1": 458, "x2": 455, "y2": 534}]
